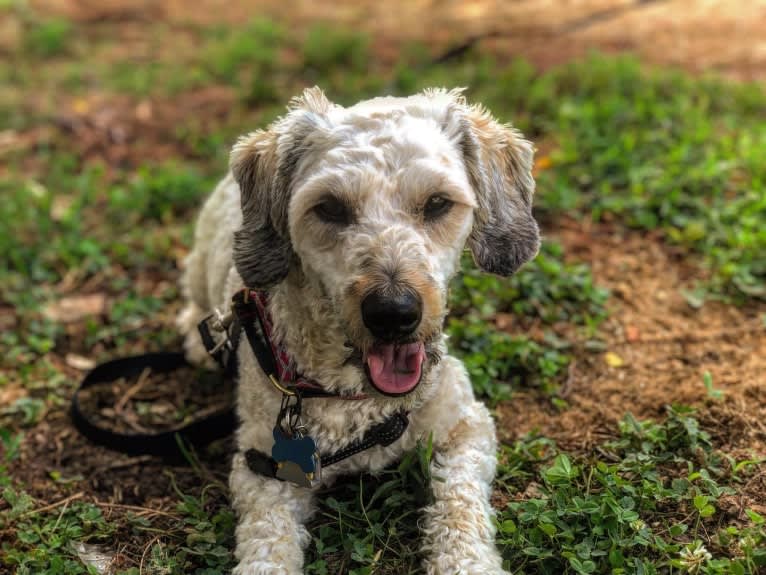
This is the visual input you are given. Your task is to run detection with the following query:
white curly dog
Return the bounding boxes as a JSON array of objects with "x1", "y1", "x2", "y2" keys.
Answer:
[{"x1": 177, "y1": 87, "x2": 539, "y2": 574}]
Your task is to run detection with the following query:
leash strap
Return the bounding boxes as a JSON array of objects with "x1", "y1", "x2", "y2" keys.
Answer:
[
  {"x1": 72, "y1": 289, "x2": 404, "y2": 469},
  {"x1": 70, "y1": 352, "x2": 236, "y2": 456},
  {"x1": 243, "y1": 410, "x2": 409, "y2": 478}
]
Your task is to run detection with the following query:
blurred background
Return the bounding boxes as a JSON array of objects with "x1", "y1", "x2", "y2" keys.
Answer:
[{"x1": 1, "y1": 1, "x2": 765, "y2": 574}]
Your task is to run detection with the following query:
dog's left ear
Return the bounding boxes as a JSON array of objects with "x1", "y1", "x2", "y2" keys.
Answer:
[
  {"x1": 230, "y1": 87, "x2": 333, "y2": 289},
  {"x1": 444, "y1": 94, "x2": 540, "y2": 276}
]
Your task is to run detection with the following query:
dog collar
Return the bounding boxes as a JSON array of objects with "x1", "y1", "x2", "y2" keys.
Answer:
[
  {"x1": 200, "y1": 288, "x2": 369, "y2": 400},
  {"x1": 198, "y1": 288, "x2": 409, "y2": 487}
]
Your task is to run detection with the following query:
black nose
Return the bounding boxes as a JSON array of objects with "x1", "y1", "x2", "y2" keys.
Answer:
[{"x1": 361, "y1": 290, "x2": 422, "y2": 341}]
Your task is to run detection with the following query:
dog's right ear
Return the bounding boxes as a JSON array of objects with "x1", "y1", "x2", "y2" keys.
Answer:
[
  {"x1": 230, "y1": 87, "x2": 333, "y2": 289},
  {"x1": 230, "y1": 128, "x2": 292, "y2": 289}
]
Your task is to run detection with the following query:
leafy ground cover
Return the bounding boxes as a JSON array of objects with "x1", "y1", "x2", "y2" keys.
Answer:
[{"x1": 1, "y1": 5, "x2": 764, "y2": 574}]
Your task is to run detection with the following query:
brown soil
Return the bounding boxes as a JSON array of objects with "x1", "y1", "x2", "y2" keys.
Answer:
[
  {"x1": 32, "y1": 0, "x2": 766, "y2": 82},
  {"x1": 38, "y1": 88, "x2": 239, "y2": 170},
  {"x1": 497, "y1": 219, "x2": 766, "y2": 511}
]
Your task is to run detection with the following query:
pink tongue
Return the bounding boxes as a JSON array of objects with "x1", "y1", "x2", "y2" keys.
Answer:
[{"x1": 365, "y1": 342, "x2": 425, "y2": 395}]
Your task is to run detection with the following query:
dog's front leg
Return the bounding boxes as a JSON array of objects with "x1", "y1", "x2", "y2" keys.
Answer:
[
  {"x1": 420, "y1": 400, "x2": 507, "y2": 574},
  {"x1": 229, "y1": 453, "x2": 314, "y2": 575}
]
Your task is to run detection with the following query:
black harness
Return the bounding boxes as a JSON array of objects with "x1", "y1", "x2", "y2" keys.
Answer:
[
  {"x1": 71, "y1": 288, "x2": 409, "y2": 483},
  {"x1": 198, "y1": 289, "x2": 409, "y2": 482}
]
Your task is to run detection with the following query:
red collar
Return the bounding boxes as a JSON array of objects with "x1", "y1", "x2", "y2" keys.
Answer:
[{"x1": 241, "y1": 289, "x2": 369, "y2": 401}]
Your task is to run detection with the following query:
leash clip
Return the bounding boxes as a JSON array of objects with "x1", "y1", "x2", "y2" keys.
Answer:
[
  {"x1": 198, "y1": 307, "x2": 239, "y2": 372},
  {"x1": 210, "y1": 307, "x2": 234, "y2": 333}
]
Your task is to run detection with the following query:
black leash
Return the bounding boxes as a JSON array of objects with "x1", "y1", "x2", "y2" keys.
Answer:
[
  {"x1": 70, "y1": 352, "x2": 235, "y2": 456},
  {"x1": 71, "y1": 288, "x2": 409, "y2": 482}
]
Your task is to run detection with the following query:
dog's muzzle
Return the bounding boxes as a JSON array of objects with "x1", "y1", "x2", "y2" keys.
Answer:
[{"x1": 360, "y1": 289, "x2": 425, "y2": 396}]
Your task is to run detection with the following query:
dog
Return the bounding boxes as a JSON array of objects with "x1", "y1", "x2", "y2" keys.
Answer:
[{"x1": 177, "y1": 87, "x2": 540, "y2": 574}]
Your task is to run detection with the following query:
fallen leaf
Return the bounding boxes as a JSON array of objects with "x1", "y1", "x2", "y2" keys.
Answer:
[
  {"x1": 73, "y1": 541, "x2": 115, "y2": 575},
  {"x1": 135, "y1": 100, "x2": 153, "y2": 121},
  {"x1": 50, "y1": 195, "x2": 74, "y2": 222},
  {"x1": 535, "y1": 155, "x2": 553, "y2": 171},
  {"x1": 625, "y1": 325, "x2": 641, "y2": 342},
  {"x1": 0, "y1": 383, "x2": 28, "y2": 405},
  {"x1": 65, "y1": 353, "x2": 96, "y2": 371},
  {"x1": 44, "y1": 293, "x2": 107, "y2": 323},
  {"x1": 73, "y1": 98, "x2": 90, "y2": 115},
  {"x1": 495, "y1": 313, "x2": 516, "y2": 331},
  {"x1": 605, "y1": 351, "x2": 625, "y2": 368}
]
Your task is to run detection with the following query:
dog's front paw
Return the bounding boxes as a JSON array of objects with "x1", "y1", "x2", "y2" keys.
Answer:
[
  {"x1": 232, "y1": 560, "x2": 302, "y2": 575},
  {"x1": 426, "y1": 562, "x2": 510, "y2": 575},
  {"x1": 424, "y1": 543, "x2": 509, "y2": 575}
]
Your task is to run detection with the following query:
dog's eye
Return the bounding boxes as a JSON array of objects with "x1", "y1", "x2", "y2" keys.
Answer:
[
  {"x1": 423, "y1": 195, "x2": 453, "y2": 221},
  {"x1": 314, "y1": 196, "x2": 351, "y2": 225}
]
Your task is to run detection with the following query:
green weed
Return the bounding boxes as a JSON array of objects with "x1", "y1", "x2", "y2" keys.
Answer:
[
  {"x1": 306, "y1": 438, "x2": 433, "y2": 575},
  {"x1": 302, "y1": 25, "x2": 369, "y2": 76},
  {"x1": 107, "y1": 163, "x2": 215, "y2": 224},
  {"x1": 448, "y1": 241, "x2": 608, "y2": 402},
  {"x1": 451, "y1": 242, "x2": 608, "y2": 328},
  {"x1": 203, "y1": 19, "x2": 283, "y2": 105},
  {"x1": 23, "y1": 17, "x2": 72, "y2": 57},
  {"x1": 496, "y1": 408, "x2": 766, "y2": 574},
  {"x1": 2, "y1": 492, "x2": 115, "y2": 575}
]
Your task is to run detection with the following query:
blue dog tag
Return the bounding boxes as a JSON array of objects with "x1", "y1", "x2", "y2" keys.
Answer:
[{"x1": 271, "y1": 427, "x2": 321, "y2": 488}]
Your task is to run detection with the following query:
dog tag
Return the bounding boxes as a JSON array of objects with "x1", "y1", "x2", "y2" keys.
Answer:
[{"x1": 271, "y1": 427, "x2": 321, "y2": 488}]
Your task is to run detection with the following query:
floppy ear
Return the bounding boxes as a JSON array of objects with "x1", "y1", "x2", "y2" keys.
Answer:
[
  {"x1": 438, "y1": 91, "x2": 540, "y2": 276},
  {"x1": 230, "y1": 87, "x2": 333, "y2": 289}
]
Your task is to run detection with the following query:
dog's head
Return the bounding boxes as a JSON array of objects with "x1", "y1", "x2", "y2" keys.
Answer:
[{"x1": 230, "y1": 87, "x2": 539, "y2": 397}]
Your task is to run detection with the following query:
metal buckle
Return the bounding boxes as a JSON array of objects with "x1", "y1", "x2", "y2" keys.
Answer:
[{"x1": 199, "y1": 307, "x2": 236, "y2": 365}]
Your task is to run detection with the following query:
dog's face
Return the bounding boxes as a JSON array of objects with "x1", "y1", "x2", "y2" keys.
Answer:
[{"x1": 230, "y1": 88, "x2": 539, "y2": 397}]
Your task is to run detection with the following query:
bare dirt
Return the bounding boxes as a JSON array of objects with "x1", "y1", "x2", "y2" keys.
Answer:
[
  {"x1": 498, "y1": 218, "x2": 766, "y2": 442},
  {"x1": 497, "y1": 218, "x2": 766, "y2": 514},
  {"x1": 33, "y1": 0, "x2": 766, "y2": 82}
]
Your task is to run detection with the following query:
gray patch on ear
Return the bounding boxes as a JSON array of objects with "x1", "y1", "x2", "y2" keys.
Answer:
[
  {"x1": 470, "y1": 211, "x2": 540, "y2": 276},
  {"x1": 454, "y1": 112, "x2": 541, "y2": 277},
  {"x1": 233, "y1": 226, "x2": 292, "y2": 289},
  {"x1": 230, "y1": 111, "x2": 324, "y2": 289}
]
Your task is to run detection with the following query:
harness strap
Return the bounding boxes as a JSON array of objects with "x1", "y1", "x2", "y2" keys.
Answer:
[
  {"x1": 243, "y1": 410, "x2": 409, "y2": 477},
  {"x1": 212, "y1": 289, "x2": 368, "y2": 400}
]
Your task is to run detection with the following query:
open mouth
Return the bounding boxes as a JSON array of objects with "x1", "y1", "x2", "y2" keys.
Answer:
[{"x1": 363, "y1": 341, "x2": 426, "y2": 396}]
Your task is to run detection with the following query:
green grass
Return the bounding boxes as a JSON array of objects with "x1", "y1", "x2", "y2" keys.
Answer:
[
  {"x1": 496, "y1": 408, "x2": 766, "y2": 574},
  {"x1": 448, "y1": 241, "x2": 609, "y2": 402},
  {"x1": 0, "y1": 160, "x2": 216, "y2": 285},
  {"x1": 23, "y1": 17, "x2": 72, "y2": 57},
  {"x1": 2, "y1": 481, "x2": 236, "y2": 575},
  {"x1": 1, "y1": 13, "x2": 765, "y2": 575},
  {"x1": 305, "y1": 439, "x2": 434, "y2": 574}
]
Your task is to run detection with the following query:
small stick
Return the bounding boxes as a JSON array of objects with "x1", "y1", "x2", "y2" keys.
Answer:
[
  {"x1": 20, "y1": 491, "x2": 85, "y2": 518},
  {"x1": 612, "y1": 321, "x2": 765, "y2": 347},
  {"x1": 116, "y1": 367, "x2": 152, "y2": 413},
  {"x1": 93, "y1": 501, "x2": 180, "y2": 520},
  {"x1": 140, "y1": 535, "x2": 161, "y2": 575},
  {"x1": 94, "y1": 455, "x2": 155, "y2": 474}
]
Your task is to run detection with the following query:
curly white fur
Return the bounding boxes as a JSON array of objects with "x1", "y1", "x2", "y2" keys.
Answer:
[{"x1": 177, "y1": 88, "x2": 539, "y2": 574}]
